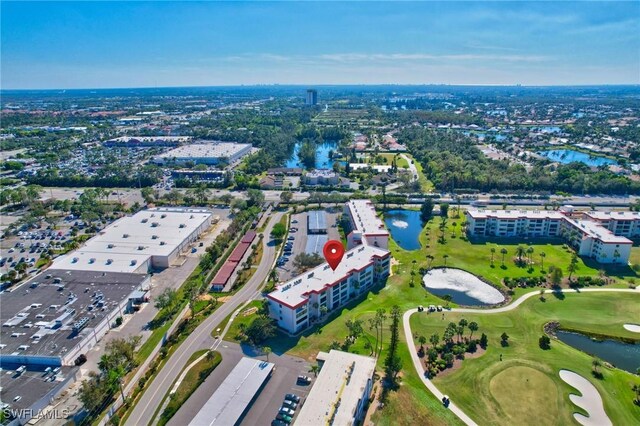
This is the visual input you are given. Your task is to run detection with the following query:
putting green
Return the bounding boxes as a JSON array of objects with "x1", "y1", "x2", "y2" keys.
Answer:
[{"x1": 489, "y1": 365, "x2": 559, "y2": 425}]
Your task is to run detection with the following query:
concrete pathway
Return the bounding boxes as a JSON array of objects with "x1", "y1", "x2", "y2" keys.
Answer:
[{"x1": 403, "y1": 287, "x2": 640, "y2": 426}]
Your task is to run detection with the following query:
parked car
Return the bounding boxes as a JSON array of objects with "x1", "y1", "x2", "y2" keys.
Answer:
[
  {"x1": 279, "y1": 407, "x2": 295, "y2": 416},
  {"x1": 282, "y1": 400, "x2": 298, "y2": 410},
  {"x1": 285, "y1": 393, "x2": 300, "y2": 403},
  {"x1": 297, "y1": 375, "x2": 311, "y2": 385},
  {"x1": 271, "y1": 420, "x2": 287, "y2": 426},
  {"x1": 287, "y1": 236, "x2": 295, "y2": 241},
  {"x1": 275, "y1": 413, "x2": 292, "y2": 424}
]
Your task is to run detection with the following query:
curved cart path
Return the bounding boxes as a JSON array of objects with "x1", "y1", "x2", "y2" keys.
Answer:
[{"x1": 403, "y1": 287, "x2": 639, "y2": 426}]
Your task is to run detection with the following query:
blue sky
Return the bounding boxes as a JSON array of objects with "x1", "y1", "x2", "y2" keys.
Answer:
[{"x1": 1, "y1": 1, "x2": 639, "y2": 89}]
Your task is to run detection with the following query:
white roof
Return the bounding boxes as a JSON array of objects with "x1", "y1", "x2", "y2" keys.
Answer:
[
  {"x1": 156, "y1": 142, "x2": 251, "y2": 160},
  {"x1": 467, "y1": 209, "x2": 565, "y2": 220},
  {"x1": 564, "y1": 218, "x2": 632, "y2": 244},
  {"x1": 347, "y1": 199, "x2": 389, "y2": 236},
  {"x1": 52, "y1": 208, "x2": 211, "y2": 273},
  {"x1": 189, "y1": 357, "x2": 274, "y2": 426},
  {"x1": 584, "y1": 210, "x2": 640, "y2": 221},
  {"x1": 295, "y1": 350, "x2": 376, "y2": 426},
  {"x1": 306, "y1": 168, "x2": 338, "y2": 178},
  {"x1": 268, "y1": 244, "x2": 389, "y2": 308}
]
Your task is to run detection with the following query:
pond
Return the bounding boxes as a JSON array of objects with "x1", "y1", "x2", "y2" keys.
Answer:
[
  {"x1": 383, "y1": 209, "x2": 424, "y2": 250},
  {"x1": 422, "y1": 268, "x2": 505, "y2": 306},
  {"x1": 285, "y1": 141, "x2": 339, "y2": 169},
  {"x1": 537, "y1": 149, "x2": 618, "y2": 167},
  {"x1": 463, "y1": 131, "x2": 507, "y2": 142},
  {"x1": 556, "y1": 330, "x2": 640, "y2": 374}
]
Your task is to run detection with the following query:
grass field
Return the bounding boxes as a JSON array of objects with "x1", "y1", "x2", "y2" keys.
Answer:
[
  {"x1": 409, "y1": 292, "x2": 640, "y2": 425},
  {"x1": 157, "y1": 350, "x2": 222, "y2": 426},
  {"x1": 274, "y1": 209, "x2": 637, "y2": 425}
]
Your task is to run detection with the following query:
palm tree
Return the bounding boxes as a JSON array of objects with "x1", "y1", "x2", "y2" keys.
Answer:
[
  {"x1": 526, "y1": 246, "x2": 534, "y2": 264},
  {"x1": 516, "y1": 245, "x2": 526, "y2": 263},
  {"x1": 540, "y1": 252, "x2": 547, "y2": 271},
  {"x1": 468, "y1": 321, "x2": 478, "y2": 339},
  {"x1": 429, "y1": 333, "x2": 439, "y2": 349},
  {"x1": 418, "y1": 335, "x2": 427, "y2": 350},
  {"x1": 490, "y1": 247, "x2": 496, "y2": 266},
  {"x1": 262, "y1": 346, "x2": 272, "y2": 362},
  {"x1": 426, "y1": 254, "x2": 435, "y2": 270},
  {"x1": 443, "y1": 254, "x2": 449, "y2": 267},
  {"x1": 309, "y1": 364, "x2": 320, "y2": 377}
]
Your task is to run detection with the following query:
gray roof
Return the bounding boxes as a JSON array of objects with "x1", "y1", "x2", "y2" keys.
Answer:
[
  {"x1": 307, "y1": 210, "x2": 327, "y2": 231},
  {"x1": 305, "y1": 234, "x2": 328, "y2": 255},
  {"x1": 0, "y1": 270, "x2": 148, "y2": 361},
  {"x1": 189, "y1": 357, "x2": 274, "y2": 426}
]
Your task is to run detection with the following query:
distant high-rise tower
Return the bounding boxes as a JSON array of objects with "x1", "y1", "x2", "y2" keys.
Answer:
[{"x1": 305, "y1": 89, "x2": 318, "y2": 106}]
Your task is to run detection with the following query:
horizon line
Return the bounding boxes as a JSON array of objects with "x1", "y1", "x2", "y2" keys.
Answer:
[{"x1": 2, "y1": 82, "x2": 640, "y2": 92}]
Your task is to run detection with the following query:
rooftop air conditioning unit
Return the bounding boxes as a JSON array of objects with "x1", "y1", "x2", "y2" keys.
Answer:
[
  {"x1": 160, "y1": 241, "x2": 166, "y2": 246},
  {"x1": 131, "y1": 260, "x2": 137, "y2": 266},
  {"x1": 137, "y1": 246, "x2": 144, "y2": 251},
  {"x1": 106, "y1": 259, "x2": 113, "y2": 265},
  {"x1": 89, "y1": 258, "x2": 96, "y2": 264},
  {"x1": 108, "y1": 244, "x2": 115, "y2": 248},
  {"x1": 152, "y1": 235, "x2": 158, "y2": 239},
  {"x1": 123, "y1": 234, "x2": 129, "y2": 238},
  {"x1": 141, "y1": 218, "x2": 148, "y2": 223},
  {"x1": 151, "y1": 222, "x2": 159, "y2": 227},
  {"x1": 161, "y1": 214, "x2": 167, "y2": 219},
  {"x1": 179, "y1": 224, "x2": 186, "y2": 228}
]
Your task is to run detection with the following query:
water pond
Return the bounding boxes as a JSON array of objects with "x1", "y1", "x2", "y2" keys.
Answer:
[
  {"x1": 556, "y1": 330, "x2": 639, "y2": 374},
  {"x1": 383, "y1": 209, "x2": 424, "y2": 251}
]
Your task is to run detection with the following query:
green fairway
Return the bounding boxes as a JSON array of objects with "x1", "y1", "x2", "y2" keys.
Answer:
[
  {"x1": 409, "y1": 292, "x2": 640, "y2": 426},
  {"x1": 278, "y1": 209, "x2": 637, "y2": 426}
]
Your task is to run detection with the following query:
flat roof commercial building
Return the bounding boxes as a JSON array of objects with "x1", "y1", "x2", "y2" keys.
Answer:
[
  {"x1": 153, "y1": 142, "x2": 252, "y2": 166},
  {"x1": 52, "y1": 207, "x2": 212, "y2": 273},
  {"x1": 188, "y1": 357, "x2": 274, "y2": 426},
  {"x1": 103, "y1": 136, "x2": 190, "y2": 148},
  {"x1": 295, "y1": 350, "x2": 376, "y2": 426},
  {"x1": 466, "y1": 209, "x2": 633, "y2": 264},
  {"x1": 0, "y1": 270, "x2": 149, "y2": 367},
  {"x1": 307, "y1": 210, "x2": 327, "y2": 234}
]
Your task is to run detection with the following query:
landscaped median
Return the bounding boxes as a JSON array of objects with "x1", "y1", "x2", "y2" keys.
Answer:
[
  {"x1": 406, "y1": 290, "x2": 640, "y2": 426},
  {"x1": 155, "y1": 350, "x2": 222, "y2": 426}
]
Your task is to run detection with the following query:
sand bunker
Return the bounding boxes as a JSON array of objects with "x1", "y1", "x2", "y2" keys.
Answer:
[
  {"x1": 422, "y1": 268, "x2": 505, "y2": 304},
  {"x1": 559, "y1": 370, "x2": 612, "y2": 426},
  {"x1": 391, "y1": 219, "x2": 409, "y2": 229},
  {"x1": 623, "y1": 324, "x2": 640, "y2": 333}
]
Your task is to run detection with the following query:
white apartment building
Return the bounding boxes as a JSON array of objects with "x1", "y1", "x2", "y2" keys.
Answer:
[
  {"x1": 345, "y1": 199, "x2": 390, "y2": 250},
  {"x1": 268, "y1": 200, "x2": 391, "y2": 334},
  {"x1": 466, "y1": 209, "x2": 633, "y2": 264},
  {"x1": 295, "y1": 350, "x2": 376, "y2": 426},
  {"x1": 583, "y1": 210, "x2": 640, "y2": 237},
  {"x1": 267, "y1": 244, "x2": 390, "y2": 334}
]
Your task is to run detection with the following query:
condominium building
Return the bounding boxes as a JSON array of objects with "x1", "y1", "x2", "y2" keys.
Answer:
[
  {"x1": 267, "y1": 244, "x2": 390, "y2": 334},
  {"x1": 295, "y1": 350, "x2": 376, "y2": 425},
  {"x1": 345, "y1": 199, "x2": 390, "y2": 249},
  {"x1": 306, "y1": 89, "x2": 318, "y2": 106},
  {"x1": 582, "y1": 211, "x2": 640, "y2": 237},
  {"x1": 466, "y1": 209, "x2": 633, "y2": 264},
  {"x1": 267, "y1": 200, "x2": 391, "y2": 334}
]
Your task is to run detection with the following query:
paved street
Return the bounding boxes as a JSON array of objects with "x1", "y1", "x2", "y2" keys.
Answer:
[{"x1": 124, "y1": 210, "x2": 285, "y2": 426}]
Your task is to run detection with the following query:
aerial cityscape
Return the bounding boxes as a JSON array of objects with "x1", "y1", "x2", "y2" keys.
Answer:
[{"x1": 0, "y1": 1, "x2": 639, "y2": 426}]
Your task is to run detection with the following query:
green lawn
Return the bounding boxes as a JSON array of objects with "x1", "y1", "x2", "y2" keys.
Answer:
[
  {"x1": 275, "y1": 209, "x2": 637, "y2": 425},
  {"x1": 409, "y1": 292, "x2": 640, "y2": 426},
  {"x1": 408, "y1": 215, "x2": 638, "y2": 288},
  {"x1": 157, "y1": 350, "x2": 222, "y2": 426}
]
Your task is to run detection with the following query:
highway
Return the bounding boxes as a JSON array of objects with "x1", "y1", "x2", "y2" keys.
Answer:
[{"x1": 124, "y1": 210, "x2": 284, "y2": 426}]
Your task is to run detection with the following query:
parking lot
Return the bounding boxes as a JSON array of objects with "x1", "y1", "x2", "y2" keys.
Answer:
[
  {"x1": 1, "y1": 221, "x2": 75, "y2": 285},
  {"x1": 276, "y1": 209, "x2": 342, "y2": 282},
  {"x1": 239, "y1": 348, "x2": 313, "y2": 426}
]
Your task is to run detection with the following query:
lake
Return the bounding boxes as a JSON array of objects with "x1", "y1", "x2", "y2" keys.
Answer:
[
  {"x1": 463, "y1": 131, "x2": 507, "y2": 142},
  {"x1": 384, "y1": 209, "x2": 424, "y2": 250},
  {"x1": 556, "y1": 330, "x2": 640, "y2": 374},
  {"x1": 285, "y1": 141, "x2": 338, "y2": 169},
  {"x1": 537, "y1": 149, "x2": 618, "y2": 167}
]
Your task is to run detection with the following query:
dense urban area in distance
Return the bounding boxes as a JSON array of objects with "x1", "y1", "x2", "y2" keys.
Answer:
[{"x1": 0, "y1": 84, "x2": 639, "y2": 426}]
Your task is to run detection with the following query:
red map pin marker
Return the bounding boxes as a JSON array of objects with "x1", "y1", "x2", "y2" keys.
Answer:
[{"x1": 323, "y1": 240, "x2": 345, "y2": 271}]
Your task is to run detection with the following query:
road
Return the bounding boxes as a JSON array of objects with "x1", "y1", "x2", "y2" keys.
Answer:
[
  {"x1": 402, "y1": 287, "x2": 640, "y2": 426},
  {"x1": 400, "y1": 153, "x2": 419, "y2": 181},
  {"x1": 124, "y1": 210, "x2": 284, "y2": 426}
]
